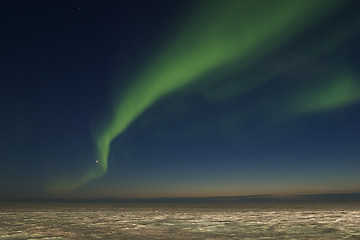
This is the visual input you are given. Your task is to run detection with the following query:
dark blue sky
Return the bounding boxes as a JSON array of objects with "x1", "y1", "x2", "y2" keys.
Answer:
[{"x1": 1, "y1": 0, "x2": 360, "y2": 199}]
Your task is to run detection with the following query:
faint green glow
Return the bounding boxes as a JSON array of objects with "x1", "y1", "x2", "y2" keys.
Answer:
[
  {"x1": 49, "y1": 0, "x2": 345, "y2": 192},
  {"x1": 46, "y1": 163, "x2": 106, "y2": 193},
  {"x1": 291, "y1": 73, "x2": 360, "y2": 116}
]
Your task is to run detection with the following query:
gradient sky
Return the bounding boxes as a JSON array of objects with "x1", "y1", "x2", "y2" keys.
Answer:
[{"x1": 1, "y1": 0, "x2": 360, "y2": 199}]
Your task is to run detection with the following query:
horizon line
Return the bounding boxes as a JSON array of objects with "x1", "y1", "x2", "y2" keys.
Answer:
[{"x1": 1, "y1": 192, "x2": 359, "y2": 203}]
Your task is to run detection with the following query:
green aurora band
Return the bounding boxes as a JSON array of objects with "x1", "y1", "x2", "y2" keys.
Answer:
[
  {"x1": 289, "y1": 73, "x2": 360, "y2": 116},
  {"x1": 49, "y1": 0, "x2": 357, "y2": 192}
]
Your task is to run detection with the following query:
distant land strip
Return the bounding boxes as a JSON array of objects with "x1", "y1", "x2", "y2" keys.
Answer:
[{"x1": 1, "y1": 192, "x2": 360, "y2": 203}]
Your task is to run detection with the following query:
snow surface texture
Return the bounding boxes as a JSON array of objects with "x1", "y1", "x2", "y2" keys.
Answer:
[{"x1": 0, "y1": 202, "x2": 359, "y2": 239}]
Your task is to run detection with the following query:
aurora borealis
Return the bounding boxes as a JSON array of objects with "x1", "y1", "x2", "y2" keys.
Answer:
[{"x1": 1, "y1": 0, "x2": 360, "y2": 199}]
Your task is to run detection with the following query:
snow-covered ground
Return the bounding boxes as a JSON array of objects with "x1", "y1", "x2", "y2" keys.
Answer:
[{"x1": 0, "y1": 202, "x2": 359, "y2": 239}]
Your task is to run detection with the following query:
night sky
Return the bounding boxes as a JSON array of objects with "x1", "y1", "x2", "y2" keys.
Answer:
[{"x1": 1, "y1": 0, "x2": 360, "y2": 199}]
